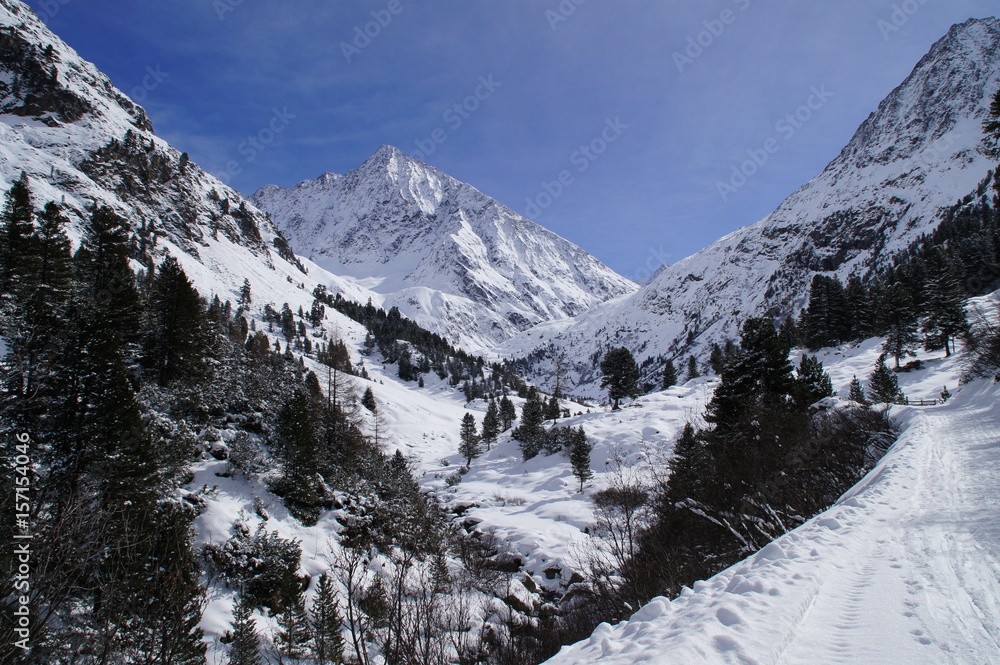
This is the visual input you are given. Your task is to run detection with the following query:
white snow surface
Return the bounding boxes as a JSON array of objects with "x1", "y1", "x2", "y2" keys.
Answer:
[
  {"x1": 545, "y1": 359, "x2": 1000, "y2": 664},
  {"x1": 251, "y1": 146, "x2": 638, "y2": 354},
  {"x1": 502, "y1": 17, "x2": 1000, "y2": 397},
  {"x1": 4, "y1": 3, "x2": 998, "y2": 659}
]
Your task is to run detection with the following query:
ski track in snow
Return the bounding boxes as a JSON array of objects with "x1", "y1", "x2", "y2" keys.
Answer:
[{"x1": 545, "y1": 380, "x2": 1000, "y2": 665}]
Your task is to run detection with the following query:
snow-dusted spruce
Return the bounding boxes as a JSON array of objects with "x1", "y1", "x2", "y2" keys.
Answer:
[
  {"x1": 868, "y1": 354, "x2": 907, "y2": 405},
  {"x1": 458, "y1": 411, "x2": 482, "y2": 466},
  {"x1": 0, "y1": 187, "x2": 210, "y2": 661},
  {"x1": 661, "y1": 358, "x2": 678, "y2": 390},
  {"x1": 226, "y1": 592, "x2": 263, "y2": 665},
  {"x1": 599, "y1": 347, "x2": 640, "y2": 410},
  {"x1": 569, "y1": 428, "x2": 594, "y2": 492}
]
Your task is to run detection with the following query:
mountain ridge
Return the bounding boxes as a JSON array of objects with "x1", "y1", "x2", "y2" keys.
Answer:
[
  {"x1": 0, "y1": 0, "x2": 334, "y2": 316},
  {"x1": 501, "y1": 16, "x2": 1000, "y2": 395},
  {"x1": 251, "y1": 145, "x2": 637, "y2": 353}
]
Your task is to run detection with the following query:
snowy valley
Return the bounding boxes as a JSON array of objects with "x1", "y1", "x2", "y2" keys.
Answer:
[{"x1": 0, "y1": 1, "x2": 999, "y2": 664}]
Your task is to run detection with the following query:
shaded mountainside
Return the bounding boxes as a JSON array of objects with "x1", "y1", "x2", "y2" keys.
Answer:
[
  {"x1": 501, "y1": 17, "x2": 1000, "y2": 397},
  {"x1": 251, "y1": 146, "x2": 638, "y2": 353},
  {"x1": 0, "y1": 0, "x2": 307, "y2": 308}
]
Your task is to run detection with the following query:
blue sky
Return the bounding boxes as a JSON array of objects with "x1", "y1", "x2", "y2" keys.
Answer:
[{"x1": 24, "y1": 0, "x2": 999, "y2": 280}]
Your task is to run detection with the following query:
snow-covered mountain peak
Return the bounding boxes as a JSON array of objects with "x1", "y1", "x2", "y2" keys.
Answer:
[
  {"x1": 252, "y1": 147, "x2": 637, "y2": 353},
  {"x1": 501, "y1": 16, "x2": 1000, "y2": 394},
  {"x1": 363, "y1": 143, "x2": 407, "y2": 169},
  {"x1": 828, "y1": 16, "x2": 999, "y2": 175}
]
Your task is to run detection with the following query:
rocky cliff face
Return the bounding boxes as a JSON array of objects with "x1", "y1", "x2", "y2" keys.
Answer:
[{"x1": 0, "y1": 0, "x2": 310, "y2": 309}]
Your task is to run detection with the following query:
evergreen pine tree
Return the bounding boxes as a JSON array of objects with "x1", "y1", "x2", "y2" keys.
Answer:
[
  {"x1": 848, "y1": 375, "x2": 868, "y2": 405},
  {"x1": 686, "y1": 355, "x2": 700, "y2": 381},
  {"x1": 309, "y1": 298, "x2": 326, "y2": 327},
  {"x1": 569, "y1": 426, "x2": 593, "y2": 492},
  {"x1": 664, "y1": 422, "x2": 708, "y2": 502},
  {"x1": 86, "y1": 510, "x2": 191, "y2": 662},
  {"x1": 26, "y1": 201, "x2": 73, "y2": 323},
  {"x1": 276, "y1": 591, "x2": 314, "y2": 660},
  {"x1": 311, "y1": 573, "x2": 345, "y2": 665},
  {"x1": 793, "y1": 355, "x2": 834, "y2": 409},
  {"x1": 57, "y1": 302, "x2": 161, "y2": 509},
  {"x1": 600, "y1": 347, "x2": 639, "y2": 410},
  {"x1": 2, "y1": 200, "x2": 73, "y2": 406},
  {"x1": 459, "y1": 412, "x2": 481, "y2": 466},
  {"x1": 845, "y1": 275, "x2": 874, "y2": 340},
  {"x1": 139, "y1": 508, "x2": 208, "y2": 665},
  {"x1": 709, "y1": 344, "x2": 725, "y2": 374},
  {"x1": 777, "y1": 317, "x2": 799, "y2": 349},
  {"x1": 880, "y1": 281, "x2": 919, "y2": 368},
  {"x1": 280, "y1": 303, "x2": 296, "y2": 340},
  {"x1": 705, "y1": 318, "x2": 795, "y2": 433},
  {"x1": 75, "y1": 205, "x2": 142, "y2": 348},
  {"x1": 228, "y1": 592, "x2": 262, "y2": 665},
  {"x1": 143, "y1": 256, "x2": 210, "y2": 385},
  {"x1": 883, "y1": 322, "x2": 920, "y2": 369},
  {"x1": 803, "y1": 275, "x2": 850, "y2": 349},
  {"x1": 0, "y1": 171, "x2": 36, "y2": 297},
  {"x1": 398, "y1": 348, "x2": 416, "y2": 382},
  {"x1": 545, "y1": 394, "x2": 561, "y2": 421},
  {"x1": 482, "y1": 399, "x2": 500, "y2": 450},
  {"x1": 40, "y1": 276, "x2": 157, "y2": 510},
  {"x1": 277, "y1": 388, "x2": 323, "y2": 524},
  {"x1": 238, "y1": 278, "x2": 252, "y2": 308},
  {"x1": 921, "y1": 250, "x2": 969, "y2": 357},
  {"x1": 361, "y1": 386, "x2": 377, "y2": 412},
  {"x1": 662, "y1": 358, "x2": 678, "y2": 390},
  {"x1": 514, "y1": 388, "x2": 545, "y2": 459},
  {"x1": 868, "y1": 354, "x2": 906, "y2": 405},
  {"x1": 499, "y1": 395, "x2": 517, "y2": 431}
]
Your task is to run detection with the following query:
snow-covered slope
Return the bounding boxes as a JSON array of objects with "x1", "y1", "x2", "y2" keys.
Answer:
[
  {"x1": 251, "y1": 147, "x2": 638, "y2": 353},
  {"x1": 502, "y1": 17, "x2": 1000, "y2": 396},
  {"x1": 0, "y1": 0, "x2": 329, "y2": 312},
  {"x1": 544, "y1": 375, "x2": 1000, "y2": 664}
]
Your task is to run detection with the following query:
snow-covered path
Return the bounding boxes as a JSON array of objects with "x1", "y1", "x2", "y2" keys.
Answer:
[{"x1": 545, "y1": 381, "x2": 1000, "y2": 665}]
